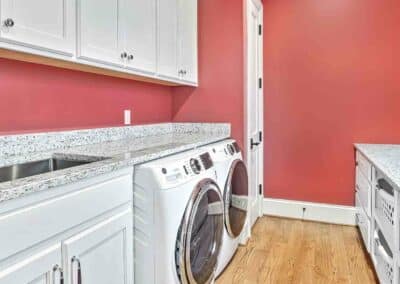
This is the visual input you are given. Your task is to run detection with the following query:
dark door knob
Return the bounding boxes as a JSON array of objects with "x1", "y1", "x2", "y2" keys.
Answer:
[{"x1": 4, "y1": 18, "x2": 14, "y2": 27}]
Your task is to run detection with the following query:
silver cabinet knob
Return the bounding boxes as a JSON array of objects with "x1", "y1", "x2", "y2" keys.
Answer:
[
  {"x1": 183, "y1": 70, "x2": 187, "y2": 75},
  {"x1": 121, "y1": 52, "x2": 127, "y2": 59},
  {"x1": 4, "y1": 18, "x2": 14, "y2": 27},
  {"x1": 128, "y1": 54, "x2": 134, "y2": 60}
]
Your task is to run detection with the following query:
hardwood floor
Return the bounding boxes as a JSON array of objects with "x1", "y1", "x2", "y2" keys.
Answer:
[{"x1": 216, "y1": 216, "x2": 377, "y2": 284}]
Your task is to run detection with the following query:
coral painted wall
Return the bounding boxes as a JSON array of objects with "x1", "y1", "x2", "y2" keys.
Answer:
[
  {"x1": 263, "y1": 0, "x2": 400, "y2": 205},
  {"x1": 2, "y1": 0, "x2": 400, "y2": 206},
  {"x1": 0, "y1": 58, "x2": 172, "y2": 134}
]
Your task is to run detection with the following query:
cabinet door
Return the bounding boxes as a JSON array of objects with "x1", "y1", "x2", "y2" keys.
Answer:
[
  {"x1": 77, "y1": 0, "x2": 125, "y2": 66},
  {"x1": 0, "y1": 0, "x2": 75, "y2": 54},
  {"x1": 63, "y1": 208, "x2": 133, "y2": 284},
  {"x1": 157, "y1": 0, "x2": 179, "y2": 80},
  {"x1": 124, "y1": 0, "x2": 156, "y2": 74},
  {"x1": 0, "y1": 244, "x2": 62, "y2": 284},
  {"x1": 178, "y1": 0, "x2": 198, "y2": 84}
]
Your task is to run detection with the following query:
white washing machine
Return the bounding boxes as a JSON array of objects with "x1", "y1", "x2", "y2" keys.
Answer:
[
  {"x1": 133, "y1": 149, "x2": 224, "y2": 284},
  {"x1": 201, "y1": 139, "x2": 249, "y2": 277}
]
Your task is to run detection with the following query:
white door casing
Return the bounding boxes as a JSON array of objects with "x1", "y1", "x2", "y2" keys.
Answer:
[
  {"x1": 0, "y1": 0, "x2": 75, "y2": 55},
  {"x1": 243, "y1": 0, "x2": 263, "y2": 242}
]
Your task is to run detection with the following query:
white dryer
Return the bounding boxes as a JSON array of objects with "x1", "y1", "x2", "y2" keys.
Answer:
[
  {"x1": 201, "y1": 139, "x2": 249, "y2": 277},
  {"x1": 133, "y1": 149, "x2": 224, "y2": 284}
]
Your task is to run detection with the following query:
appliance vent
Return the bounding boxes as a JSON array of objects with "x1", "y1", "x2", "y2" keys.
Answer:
[{"x1": 200, "y1": 152, "x2": 213, "y2": 170}]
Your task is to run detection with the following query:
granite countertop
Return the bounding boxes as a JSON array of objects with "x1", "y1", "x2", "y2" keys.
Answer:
[
  {"x1": 0, "y1": 123, "x2": 230, "y2": 203},
  {"x1": 355, "y1": 144, "x2": 400, "y2": 189}
]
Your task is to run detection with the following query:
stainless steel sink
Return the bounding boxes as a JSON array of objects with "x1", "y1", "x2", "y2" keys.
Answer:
[{"x1": 0, "y1": 158, "x2": 94, "y2": 183}]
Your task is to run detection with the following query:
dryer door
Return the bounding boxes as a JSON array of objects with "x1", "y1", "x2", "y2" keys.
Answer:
[
  {"x1": 224, "y1": 159, "x2": 249, "y2": 238},
  {"x1": 176, "y1": 179, "x2": 224, "y2": 284}
]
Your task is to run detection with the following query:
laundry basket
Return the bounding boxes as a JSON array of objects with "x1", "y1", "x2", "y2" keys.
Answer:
[
  {"x1": 374, "y1": 177, "x2": 395, "y2": 248},
  {"x1": 373, "y1": 224, "x2": 394, "y2": 284}
]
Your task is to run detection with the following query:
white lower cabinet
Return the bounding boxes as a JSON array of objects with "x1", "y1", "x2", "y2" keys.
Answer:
[
  {"x1": 0, "y1": 244, "x2": 62, "y2": 284},
  {"x1": 63, "y1": 209, "x2": 133, "y2": 284},
  {"x1": 355, "y1": 150, "x2": 400, "y2": 284},
  {"x1": 0, "y1": 169, "x2": 134, "y2": 284}
]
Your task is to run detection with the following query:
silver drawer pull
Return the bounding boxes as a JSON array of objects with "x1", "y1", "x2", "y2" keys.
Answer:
[
  {"x1": 52, "y1": 264, "x2": 64, "y2": 284},
  {"x1": 71, "y1": 256, "x2": 82, "y2": 284},
  {"x1": 374, "y1": 231, "x2": 393, "y2": 265},
  {"x1": 376, "y1": 186, "x2": 394, "y2": 203},
  {"x1": 377, "y1": 178, "x2": 394, "y2": 196}
]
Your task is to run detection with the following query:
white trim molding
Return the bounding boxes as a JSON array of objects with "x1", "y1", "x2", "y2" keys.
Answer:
[{"x1": 263, "y1": 198, "x2": 356, "y2": 226}]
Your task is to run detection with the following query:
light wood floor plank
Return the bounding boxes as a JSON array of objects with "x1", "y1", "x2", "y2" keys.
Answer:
[{"x1": 216, "y1": 216, "x2": 377, "y2": 284}]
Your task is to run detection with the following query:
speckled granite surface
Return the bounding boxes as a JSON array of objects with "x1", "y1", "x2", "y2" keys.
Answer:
[
  {"x1": 0, "y1": 123, "x2": 230, "y2": 203},
  {"x1": 355, "y1": 144, "x2": 400, "y2": 189}
]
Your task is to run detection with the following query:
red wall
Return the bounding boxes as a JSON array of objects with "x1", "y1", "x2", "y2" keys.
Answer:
[
  {"x1": 263, "y1": 0, "x2": 400, "y2": 205},
  {"x1": 172, "y1": 0, "x2": 245, "y2": 147},
  {"x1": 0, "y1": 58, "x2": 172, "y2": 134},
  {"x1": 2, "y1": 0, "x2": 400, "y2": 206}
]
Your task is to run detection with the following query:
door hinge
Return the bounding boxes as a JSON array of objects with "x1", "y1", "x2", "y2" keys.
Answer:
[
  {"x1": 259, "y1": 184, "x2": 263, "y2": 195},
  {"x1": 258, "y1": 24, "x2": 262, "y2": 36},
  {"x1": 259, "y1": 131, "x2": 263, "y2": 142},
  {"x1": 258, "y1": 78, "x2": 262, "y2": 89}
]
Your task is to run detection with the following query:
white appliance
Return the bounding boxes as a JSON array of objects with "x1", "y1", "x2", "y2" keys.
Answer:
[
  {"x1": 133, "y1": 149, "x2": 225, "y2": 284},
  {"x1": 201, "y1": 139, "x2": 249, "y2": 277}
]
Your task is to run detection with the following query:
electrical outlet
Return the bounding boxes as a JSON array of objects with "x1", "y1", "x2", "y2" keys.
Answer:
[{"x1": 124, "y1": 110, "x2": 131, "y2": 125}]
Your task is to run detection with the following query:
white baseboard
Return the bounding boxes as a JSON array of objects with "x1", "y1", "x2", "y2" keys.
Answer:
[{"x1": 263, "y1": 198, "x2": 356, "y2": 226}]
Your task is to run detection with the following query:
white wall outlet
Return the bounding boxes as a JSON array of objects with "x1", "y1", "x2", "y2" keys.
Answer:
[{"x1": 124, "y1": 110, "x2": 131, "y2": 125}]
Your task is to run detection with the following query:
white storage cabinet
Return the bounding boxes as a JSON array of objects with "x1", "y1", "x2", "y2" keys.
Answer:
[
  {"x1": 355, "y1": 150, "x2": 400, "y2": 284},
  {"x1": 0, "y1": 168, "x2": 134, "y2": 284},
  {"x1": 0, "y1": 0, "x2": 75, "y2": 55},
  {"x1": 0, "y1": 0, "x2": 198, "y2": 86}
]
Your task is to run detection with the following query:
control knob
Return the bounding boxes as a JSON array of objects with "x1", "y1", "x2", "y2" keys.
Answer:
[{"x1": 190, "y1": 158, "x2": 201, "y2": 174}]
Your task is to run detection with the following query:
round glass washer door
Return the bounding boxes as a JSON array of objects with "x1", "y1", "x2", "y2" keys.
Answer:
[
  {"x1": 224, "y1": 159, "x2": 249, "y2": 238},
  {"x1": 176, "y1": 179, "x2": 224, "y2": 284}
]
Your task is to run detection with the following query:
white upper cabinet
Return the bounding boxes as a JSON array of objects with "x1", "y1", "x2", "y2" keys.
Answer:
[
  {"x1": 125, "y1": 0, "x2": 156, "y2": 74},
  {"x1": 77, "y1": 0, "x2": 125, "y2": 66},
  {"x1": 0, "y1": 0, "x2": 75, "y2": 54},
  {"x1": 157, "y1": 0, "x2": 179, "y2": 80},
  {"x1": 178, "y1": 0, "x2": 198, "y2": 84},
  {"x1": 0, "y1": 0, "x2": 198, "y2": 86},
  {"x1": 157, "y1": 0, "x2": 198, "y2": 84}
]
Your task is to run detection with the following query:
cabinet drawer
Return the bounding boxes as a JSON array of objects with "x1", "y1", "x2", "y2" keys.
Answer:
[
  {"x1": 356, "y1": 193, "x2": 371, "y2": 252},
  {"x1": 373, "y1": 222, "x2": 395, "y2": 284},
  {"x1": 356, "y1": 151, "x2": 372, "y2": 182},
  {"x1": 356, "y1": 167, "x2": 372, "y2": 217},
  {"x1": 0, "y1": 172, "x2": 132, "y2": 262},
  {"x1": 374, "y1": 174, "x2": 396, "y2": 251}
]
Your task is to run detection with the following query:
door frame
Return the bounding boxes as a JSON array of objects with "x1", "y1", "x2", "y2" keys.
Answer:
[{"x1": 242, "y1": 0, "x2": 264, "y2": 242}]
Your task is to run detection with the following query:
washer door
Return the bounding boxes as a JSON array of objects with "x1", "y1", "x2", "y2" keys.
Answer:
[
  {"x1": 176, "y1": 179, "x2": 224, "y2": 284},
  {"x1": 224, "y1": 159, "x2": 249, "y2": 238}
]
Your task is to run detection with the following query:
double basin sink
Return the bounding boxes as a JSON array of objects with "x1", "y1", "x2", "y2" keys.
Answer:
[{"x1": 0, "y1": 158, "x2": 97, "y2": 183}]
